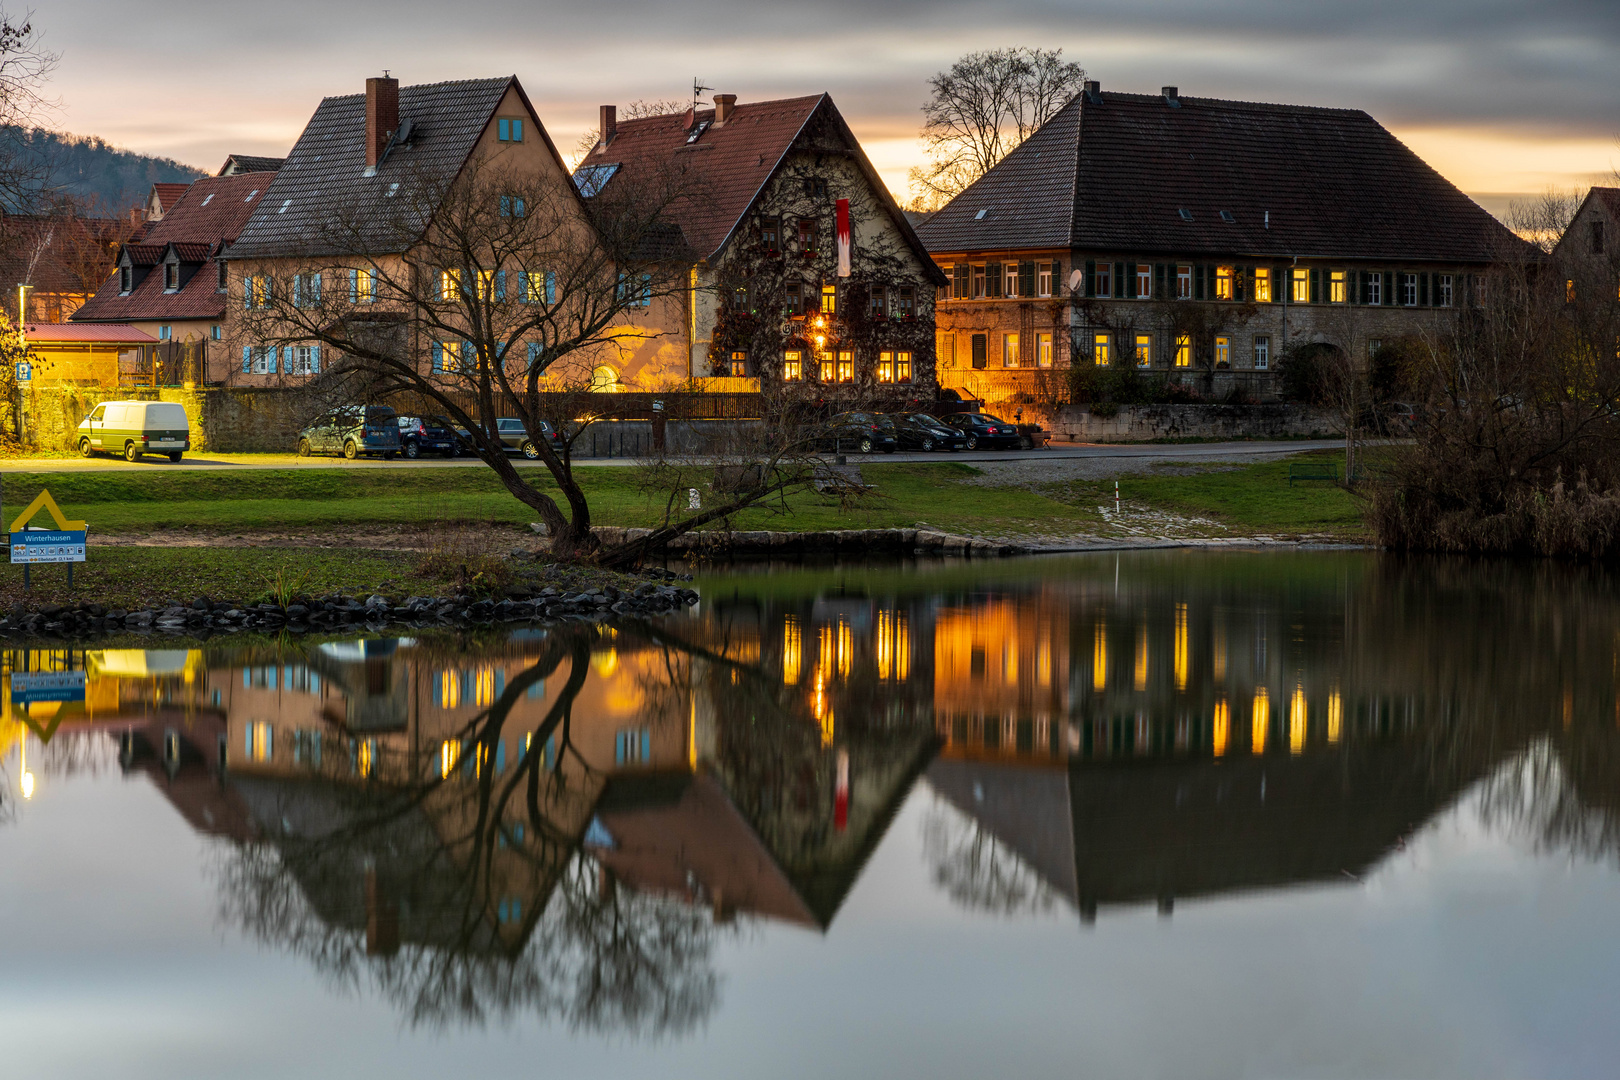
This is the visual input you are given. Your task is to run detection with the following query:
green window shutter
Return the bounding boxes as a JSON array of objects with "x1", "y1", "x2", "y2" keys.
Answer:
[
  {"x1": 954, "y1": 264, "x2": 970, "y2": 298},
  {"x1": 1114, "y1": 262, "x2": 1126, "y2": 297},
  {"x1": 1155, "y1": 263, "x2": 1166, "y2": 299},
  {"x1": 1419, "y1": 272, "x2": 1430, "y2": 306},
  {"x1": 1018, "y1": 261, "x2": 1035, "y2": 297},
  {"x1": 986, "y1": 262, "x2": 1003, "y2": 298},
  {"x1": 1051, "y1": 260, "x2": 1062, "y2": 292},
  {"x1": 1386, "y1": 271, "x2": 1396, "y2": 305},
  {"x1": 1194, "y1": 265, "x2": 1205, "y2": 301},
  {"x1": 1236, "y1": 267, "x2": 1247, "y2": 302},
  {"x1": 971, "y1": 334, "x2": 987, "y2": 368},
  {"x1": 1084, "y1": 260, "x2": 1096, "y2": 297},
  {"x1": 1309, "y1": 268, "x2": 1320, "y2": 304}
]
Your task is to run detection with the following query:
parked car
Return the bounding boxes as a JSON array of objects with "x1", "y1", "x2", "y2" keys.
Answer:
[
  {"x1": 297, "y1": 405, "x2": 401, "y2": 459},
  {"x1": 820, "y1": 412, "x2": 897, "y2": 454},
  {"x1": 939, "y1": 412, "x2": 1021, "y2": 450},
  {"x1": 890, "y1": 412, "x2": 966, "y2": 452},
  {"x1": 76, "y1": 400, "x2": 192, "y2": 462},
  {"x1": 396, "y1": 415, "x2": 461, "y2": 458},
  {"x1": 493, "y1": 417, "x2": 564, "y2": 459}
]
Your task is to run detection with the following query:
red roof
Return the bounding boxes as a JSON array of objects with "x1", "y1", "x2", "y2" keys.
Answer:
[
  {"x1": 73, "y1": 173, "x2": 270, "y2": 323},
  {"x1": 26, "y1": 322, "x2": 157, "y2": 343},
  {"x1": 152, "y1": 182, "x2": 191, "y2": 211}
]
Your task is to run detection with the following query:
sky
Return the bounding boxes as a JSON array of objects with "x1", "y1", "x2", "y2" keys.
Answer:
[{"x1": 33, "y1": 0, "x2": 1620, "y2": 217}]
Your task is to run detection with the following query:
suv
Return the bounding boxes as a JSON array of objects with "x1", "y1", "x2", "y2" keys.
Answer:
[
  {"x1": 820, "y1": 412, "x2": 897, "y2": 454},
  {"x1": 397, "y1": 415, "x2": 461, "y2": 458},
  {"x1": 297, "y1": 405, "x2": 402, "y2": 460},
  {"x1": 493, "y1": 417, "x2": 565, "y2": 459},
  {"x1": 939, "y1": 412, "x2": 1021, "y2": 450}
]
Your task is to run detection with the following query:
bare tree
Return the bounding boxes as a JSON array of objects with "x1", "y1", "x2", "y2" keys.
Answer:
[
  {"x1": 908, "y1": 47, "x2": 1085, "y2": 209},
  {"x1": 1507, "y1": 185, "x2": 1582, "y2": 254},
  {"x1": 569, "y1": 99, "x2": 686, "y2": 168}
]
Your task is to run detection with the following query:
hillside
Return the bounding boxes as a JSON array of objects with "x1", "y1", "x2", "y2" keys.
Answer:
[{"x1": 7, "y1": 127, "x2": 206, "y2": 212}]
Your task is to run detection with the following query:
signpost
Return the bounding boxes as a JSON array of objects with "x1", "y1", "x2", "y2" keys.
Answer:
[
  {"x1": 14, "y1": 361, "x2": 29, "y2": 382},
  {"x1": 8, "y1": 488, "x2": 87, "y2": 589}
]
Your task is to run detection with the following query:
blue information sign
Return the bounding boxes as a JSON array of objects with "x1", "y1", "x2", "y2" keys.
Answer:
[
  {"x1": 14, "y1": 361, "x2": 29, "y2": 382},
  {"x1": 10, "y1": 530, "x2": 87, "y2": 564},
  {"x1": 9, "y1": 671, "x2": 86, "y2": 705}
]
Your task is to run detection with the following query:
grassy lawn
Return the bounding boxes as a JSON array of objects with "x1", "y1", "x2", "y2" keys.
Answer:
[{"x1": 0, "y1": 452, "x2": 1368, "y2": 545}]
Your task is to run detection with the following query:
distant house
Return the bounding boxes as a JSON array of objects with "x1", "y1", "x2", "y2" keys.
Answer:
[
  {"x1": 72, "y1": 170, "x2": 276, "y2": 382},
  {"x1": 216, "y1": 154, "x2": 286, "y2": 177},
  {"x1": 576, "y1": 93, "x2": 944, "y2": 392},
  {"x1": 916, "y1": 82, "x2": 1527, "y2": 405},
  {"x1": 1553, "y1": 187, "x2": 1620, "y2": 306},
  {"x1": 143, "y1": 183, "x2": 192, "y2": 224}
]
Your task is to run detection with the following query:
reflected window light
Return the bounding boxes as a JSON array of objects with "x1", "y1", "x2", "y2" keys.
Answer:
[
  {"x1": 1213, "y1": 620, "x2": 1227, "y2": 685},
  {"x1": 783, "y1": 616, "x2": 802, "y2": 686},
  {"x1": 1174, "y1": 603, "x2": 1189, "y2": 692},
  {"x1": 1328, "y1": 690, "x2": 1343, "y2": 744},
  {"x1": 877, "y1": 610, "x2": 893, "y2": 681},
  {"x1": 1037, "y1": 637, "x2": 1052, "y2": 689},
  {"x1": 475, "y1": 667, "x2": 497, "y2": 708},
  {"x1": 895, "y1": 613, "x2": 911, "y2": 683},
  {"x1": 1212, "y1": 699, "x2": 1230, "y2": 756},
  {"x1": 440, "y1": 739, "x2": 461, "y2": 780},
  {"x1": 818, "y1": 624, "x2": 834, "y2": 682},
  {"x1": 836, "y1": 620, "x2": 852, "y2": 679},
  {"x1": 1003, "y1": 635, "x2": 1018, "y2": 685},
  {"x1": 246, "y1": 721, "x2": 273, "y2": 762},
  {"x1": 1134, "y1": 622, "x2": 1149, "y2": 692},
  {"x1": 356, "y1": 738, "x2": 377, "y2": 778},
  {"x1": 438, "y1": 670, "x2": 460, "y2": 710},
  {"x1": 1252, "y1": 689, "x2": 1270, "y2": 754},
  {"x1": 1093, "y1": 620, "x2": 1108, "y2": 692},
  {"x1": 1289, "y1": 686, "x2": 1307, "y2": 755}
]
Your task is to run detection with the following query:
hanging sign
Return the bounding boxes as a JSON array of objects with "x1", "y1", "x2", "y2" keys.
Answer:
[
  {"x1": 9, "y1": 489, "x2": 87, "y2": 564},
  {"x1": 835, "y1": 198, "x2": 851, "y2": 278}
]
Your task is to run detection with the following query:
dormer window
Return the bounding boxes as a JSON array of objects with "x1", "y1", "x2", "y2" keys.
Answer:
[
  {"x1": 164, "y1": 262, "x2": 179, "y2": 291},
  {"x1": 685, "y1": 120, "x2": 710, "y2": 145},
  {"x1": 119, "y1": 266, "x2": 132, "y2": 294}
]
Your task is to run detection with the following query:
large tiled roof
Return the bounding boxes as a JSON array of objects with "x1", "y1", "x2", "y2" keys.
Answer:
[
  {"x1": 918, "y1": 90, "x2": 1525, "y2": 263},
  {"x1": 27, "y1": 322, "x2": 157, "y2": 343},
  {"x1": 583, "y1": 94, "x2": 941, "y2": 277},
  {"x1": 226, "y1": 77, "x2": 531, "y2": 260},
  {"x1": 73, "y1": 173, "x2": 269, "y2": 323}
]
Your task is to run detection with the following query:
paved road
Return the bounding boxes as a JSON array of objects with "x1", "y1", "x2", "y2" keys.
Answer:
[{"x1": 0, "y1": 439, "x2": 1344, "y2": 474}]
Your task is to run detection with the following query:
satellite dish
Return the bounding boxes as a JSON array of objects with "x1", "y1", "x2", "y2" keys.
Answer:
[{"x1": 1068, "y1": 269, "x2": 1083, "y2": 293}]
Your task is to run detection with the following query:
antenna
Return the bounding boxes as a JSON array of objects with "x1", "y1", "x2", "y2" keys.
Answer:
[{"x1": 692, "y1": 76, "x2": 712, "y2": 111}]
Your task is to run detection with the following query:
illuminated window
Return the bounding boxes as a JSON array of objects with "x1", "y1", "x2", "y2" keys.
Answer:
[
  {"x1": 1328, "y1": 690, "x2": 1343, "y2": 744},
  {"x1": 1174, "y1": 603, "x2": 1189, "y2": 692},
  {"x1": 1036, "y1": 333, "x2": 1052, "y2": 368},
  {"x1": 522, "y1": 268, "x2": 555, "y2": 304},
  {"x1": 1215, "y1": 336, "x2": 1230, "y2": 369},
  {"x1": 1174, "y1": 334, "x2": 1192, "y2": 367},
  {"x1": 783, "y1": 350, "x2": 802, "y2": 380},
  {"x1": 1215, "y1": 266, "x2": 1233, "y2": 300},
  {"x1": 1092, "y1": 620, "x2": 1108, "y2": 692},
  {"x1": 475, "y1": 269, "x2": 494, "y2": 300},
  {"x1": 245, "y1": 722, "x2": 273, "y2": 762},
  {"x1": 729, "y1": 351, "x2": 748, "y2": 377},
  {"x1": 355, "y1": 738, "x2": 377, "y2": 778},
  {"x1": 836, "y1": 350, "x2": 853, "y2": 382},
  {"x1": 820, "y1": 284, "x2": 837, "y2": 314},
  {"x1": 1093, "y1": 333, "x2": 1111, "y2": 366},
  {"x1": 1329, "y1": 269, "x2": 1346, "y2": 303},
  {"x1": 1134, "y1": 334, "x2": 1151, "y2": 368},
  {"x1": 877, "y1": 351, "x2": 894, "y2": 382},
  {"x1": 351, "y1": 267, "x2": 376, "y2": 303},
  {"x1": 1289, "y1": 687, "x2": 1307, "y2": 754},
  {"x1": 474, "y1": 667, "x2": 497, "y2": 708},
  {"x1": 1253, "y1": 267, "x2": 1271, "y2": 303},
  {"x1": 1291, "y1": 268, "x2": 1309, "y2": 303},
  {"x1": 1253, "y1": 336, "x2": 1270, "y2": 370},
  {"x1": 1212, "y1": 699, "x2": 1230, "y2": 756},
  {"x1": 1003, "y1": 332, "x2": 1020, "y2": 368},
  {"x1": 1252, "y1": 689, "x2": 1269, "y2": 754},
  {"x1": 1136, "y1": 264, "x2": 1151, "y2": 298},
  {"x1": 895, "y1": 351, "x2": 912, "y2": 382},
  {"x1": 432, "y1": 340, "x2": 462, "y2": 373},
  {"x1": 440, "y1": 269, "x2": 462, "y2": 301},
  {"x1": 819, "y1": 352, "x2": 835, "y2": 382}
]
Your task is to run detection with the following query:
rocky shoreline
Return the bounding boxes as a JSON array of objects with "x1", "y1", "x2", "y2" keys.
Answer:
[
  {"x1": 0, "y1": 578, "x2": 700, "y2": 642},
  {"x1": 590, "y1": 525, "x2": 1030, "y2": 556}
]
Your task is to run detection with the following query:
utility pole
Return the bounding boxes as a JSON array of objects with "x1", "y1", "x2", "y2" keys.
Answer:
[{"x1": 15, "y1": 284, "x2": 29, "y2": 449}]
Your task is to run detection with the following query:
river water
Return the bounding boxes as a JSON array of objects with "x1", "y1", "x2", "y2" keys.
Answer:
[{"x1": 1, "y1": 551, "x2": 1617, "y2": 1078}]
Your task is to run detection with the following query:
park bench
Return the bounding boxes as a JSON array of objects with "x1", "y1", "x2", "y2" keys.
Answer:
[{"x1": 1287, "y1": 461, "x2": 1339, "y2": 485}]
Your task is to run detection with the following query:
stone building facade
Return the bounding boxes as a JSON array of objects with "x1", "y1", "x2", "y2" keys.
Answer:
[{"x1": 917, "y1": 83, "x2": 1527, "y2": 407}]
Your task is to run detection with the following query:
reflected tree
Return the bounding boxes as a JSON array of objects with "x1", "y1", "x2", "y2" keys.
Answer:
[{"x1": 920, "y1": 805, "x2": 1057, "y2": 916}]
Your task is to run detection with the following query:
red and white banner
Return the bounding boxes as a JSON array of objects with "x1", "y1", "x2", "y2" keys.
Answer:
[
  {"x1": 834, "y1": 748, "x2": 850, "y2": 832},
  {"x1": 835, "y1": 198, "x2": 851, "y2": 278}
]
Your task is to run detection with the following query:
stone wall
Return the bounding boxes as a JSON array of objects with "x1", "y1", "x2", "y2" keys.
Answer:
[
  {"x1": 1048, "y1": 403, "x2": 1340, "y2": 442},
  {"x1": 23, "y1": 386, "x2": 318, "y2": 452}
]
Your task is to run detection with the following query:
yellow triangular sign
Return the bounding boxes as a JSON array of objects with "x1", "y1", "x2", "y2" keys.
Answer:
[{"x1": 8, "y1": 489, "x2": 86, "y2": 534}]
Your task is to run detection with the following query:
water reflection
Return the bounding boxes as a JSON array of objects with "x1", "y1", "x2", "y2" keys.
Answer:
[{"x1": 3, "y1": 552, "x2": 1620, "y2": 1037}]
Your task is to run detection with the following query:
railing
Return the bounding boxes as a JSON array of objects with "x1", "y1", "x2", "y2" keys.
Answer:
[{"x1": 118, "y1": 341, "x2": 222, "y2": 388}]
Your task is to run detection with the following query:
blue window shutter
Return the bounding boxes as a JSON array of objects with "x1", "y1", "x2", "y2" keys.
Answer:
[
  {"x1": 641, "y1": 274, "x2": 652, "y2": 306},
  {"x1": 513, "y1": 118, "x2": 522, "y2": 141},
  {"x1": 267, "y1": 346, "x2": 278, "y2": 374},
  {"x1": 546, "y1": 271, "x2": 556, "y2": 304},
  {"x1": 242, "y1": 669, "x2": 250, "y2": 688},
  {"x1": 640, "y1": 729, "x2": 650, "y2": 761},
  {"x1": 527, "y1": 341, "x2": 540, "y2": 365},
  {"x1": 292, "y1": 276, "x2": 301, "y2": 307},
  {"x1": 495, "y1": 670, "x2": 506, "y2": 696},
  {"x1": 517, "y1": 270, "x2": 528, "y2": 303},
  {"x1": 311, "y1": 273, "x2": 321, "y2": 302},
  {"x1": 432, "y1": 341, "x2": 443, "y2": 373},
  {"x1": 496, "y1": 270, "x2": 506, "y2": 300},
  {"x1": 499, "y1": 118, "x2": 510, "y2": 141},
  {"x1": 464, "y1": 338, "x2": 474, "y2": 367},
  {"x1": 310, "y1": 344, "x2": 320, "y2": 373},
  {"x1": 349, "y1": 268, "x2": 358, "y2": 302},
  {"x1": 241, "y1": 345, "x2": 251, "y2": 374},
  {"x1": 615, "y1": 732, "x2": 625, "y2": 765},
  {"x1": 495, "y1": 740, "x2": 506, "y2": 772}
]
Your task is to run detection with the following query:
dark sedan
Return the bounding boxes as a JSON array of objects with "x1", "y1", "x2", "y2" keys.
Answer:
[
  {"x1": 939, "y1": 412, "x2": 1022, "y2": 450},
  {"x1": 890, "y1": 412, "x2": 966, "y2": 452},
  {"x1": 820, "y1": 412, "x2": 897, "y2": 454},
  {"x1": 397, "y1": 415, "x2": 462, "y2": 458}
]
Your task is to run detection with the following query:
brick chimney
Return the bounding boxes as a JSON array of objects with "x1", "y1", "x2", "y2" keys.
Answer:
[
  {"x1": 713, "y1": 93, "x2": 737, "y2": 127},
  {"x1": 366, "y1": 75, "x2": 400, "y2": 168},
  {"x1": 599, "y1": 104, "x2": 617, "y2": 149}
]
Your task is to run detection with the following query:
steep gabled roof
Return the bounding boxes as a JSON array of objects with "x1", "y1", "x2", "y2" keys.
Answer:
[
  {"x1": 918, "y1": 90, "x2": 1526, "y2": 263},
  {"x1": 149, "y1": 182, "x2": 191, "y2": 215},
  {"x1": 584, "y1": 94, "x2": 943, "y2": 280},
  {"x1": 227, "y1": 76, "x2": 563, "y2": 260},
  {"x1": 74, "y1": 172, "x2": 268, "y2": 323}
]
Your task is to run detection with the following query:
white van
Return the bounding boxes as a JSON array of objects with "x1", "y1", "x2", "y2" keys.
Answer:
[{"x1": 76, "y1": 401, "x2": 194, "y2": 462}]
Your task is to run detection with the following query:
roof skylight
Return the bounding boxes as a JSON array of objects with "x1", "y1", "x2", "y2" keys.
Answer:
[
  {"x1": 1220, "y1": 210, "x2": 1235, "y2": 223},
  {"x1": 1178, "y1": 208, "x2": 1193, "y2": 221},
  {"x1": 974, "y1": 208, "x2": 989, "y2": 220},
  {"x1": 574, "y1": 163, "x2": 620, "y2": 198},
  {"x1": 200, "y1": 193, "x2": 214, "y2": 206}
]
